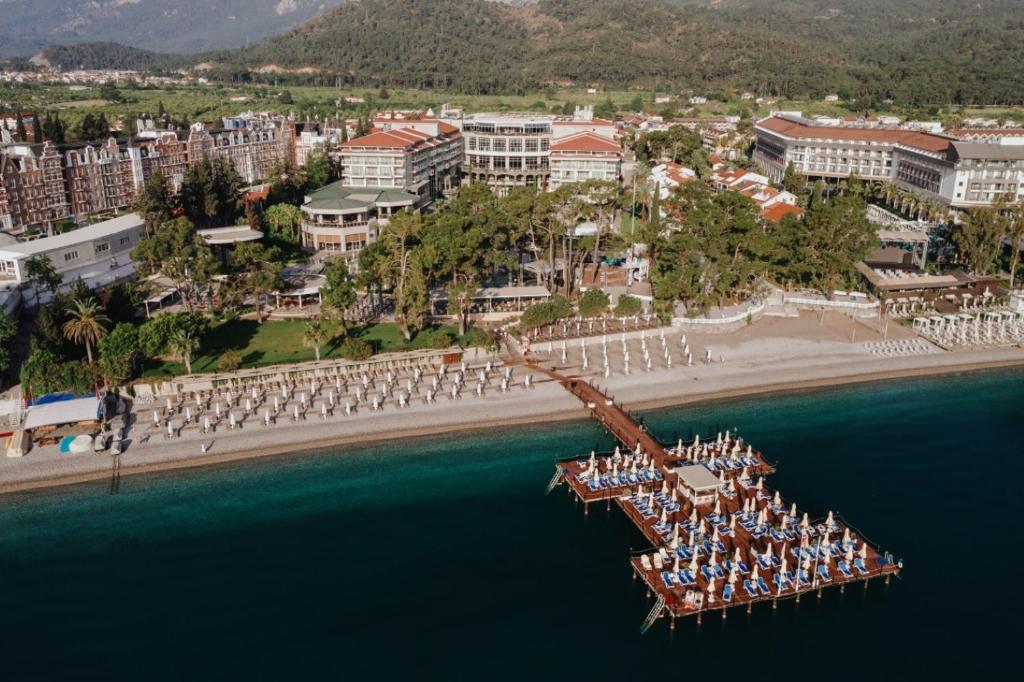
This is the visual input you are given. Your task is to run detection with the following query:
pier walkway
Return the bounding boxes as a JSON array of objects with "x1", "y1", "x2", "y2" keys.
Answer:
[{"x1": 536, "y1": 359, "x2": 901, "y2": 631}]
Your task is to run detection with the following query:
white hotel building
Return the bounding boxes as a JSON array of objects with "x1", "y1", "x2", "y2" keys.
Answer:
[{"x1": 754, "y1": 115, "x2": 1024, "y2": 208}]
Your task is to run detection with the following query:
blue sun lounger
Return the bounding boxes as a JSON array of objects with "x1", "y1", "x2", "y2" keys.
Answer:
[
  {"x1": 712, "y1": 564, "x2": 726, "y2": 580},
  {"x1": 837, "y1": 561, "x2": 854, "y2": 579},
  {"x1": 773, "y1": 573, "x2": 789, "y2": 589},
  {"x1": 816, "y1": 564, "x2": 832, "y2": 583},
  {"x1": 853, "y1": 557, "x2": 870, "y2": 575},
  {"x1": 681, "y1": 569, "x2": 697, "y2": 585},
  {"x1": 798, "y1": 569, "x2": 811, "y2": 587},
  {"x1": 662, "y1": 571, "x2": 678, "y2": 589},
  {"x1": 743, "y1": 580, "x2": 759, "y2": 598},
  {"x1": 756, "y1": 576, "x2": 771, "y2": 594},
  {"x1": 701, "y1": 565, "x2": 714, "y2": 582},
  {"x1": 782, "y1": 528, "x2": 796, "y2": 542},
  {"x1": 756, "y1": 555, "x2": 772, "y2": 571},
  {"x1": 722, "y1": 583, "x2": 734, "y2": 602},
  {"x1": 769, "y1": 528, "x2": 784, "y2": 542}
]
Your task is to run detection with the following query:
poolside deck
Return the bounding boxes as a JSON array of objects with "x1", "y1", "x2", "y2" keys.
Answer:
[{"x1": 547, "y1": 374, "x2": 900, "y2": 629}]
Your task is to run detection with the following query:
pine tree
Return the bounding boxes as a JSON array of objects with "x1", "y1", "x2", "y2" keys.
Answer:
[
  {"x1": 15, "y1": 112, "x2": 26, "y2": 141},
  {"x1": 782, "y1": 161, "x2": 805, "y2": 194},
  {"x1": 32, "y1": 112, "x2": 42, "y2": 143}
]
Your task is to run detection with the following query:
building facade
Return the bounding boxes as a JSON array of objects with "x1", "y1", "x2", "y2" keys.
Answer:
[
  {"x1": 0, "y1": 213, "x2": 143, "y2": 290},
  {"x1": 753, "y1": 115, "x2": 1024, "y2": 208},
  {"x1": 460, "y1": 114, "x2": 553, "y2": 196},
  {"x1": 299, "y1": 182, "x2": 417, "y2": 265},
  {"x1": 335, "y1": 118, "x2": 463, "y2": 203},
  {"x1": 548, "y1": 132, "x2": 623, "y2": 191},
  {"x1": 186, "y1": 113, "x2": 295, "y2": 185}
]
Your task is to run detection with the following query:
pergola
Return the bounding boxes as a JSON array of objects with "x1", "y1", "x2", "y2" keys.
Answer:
[{"x1": 431, "y1": 285, "x2": 551, "y2": 315}]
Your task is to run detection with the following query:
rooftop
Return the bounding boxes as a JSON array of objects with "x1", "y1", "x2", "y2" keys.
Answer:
[
  {"x1": 757, "y1": 116, "x2": 954, "y2": 154},
  {"x1": 550, "y1": 131, "x2": 622, "y2": 154},
  {"x1": 301, "y1": 182, "x2": 418, "y2": 214},
  {"x1": 0, "y1": 213, "x2": 142, "y2": 259}
]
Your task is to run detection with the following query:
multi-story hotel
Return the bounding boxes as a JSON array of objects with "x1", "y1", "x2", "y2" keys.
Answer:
[
  {"x1": 186, "y1": 113, "x2": 295, "y2": 185},
  {"x1": 458, "y1": 108, "x2": 618, "y2": 196},
  {"x1": 334, "y1": 117, "x2": 463, "y2": 203},
  {"x1": 1, "y1": 114, "x2": 292, "y2": 235},
  {"x1": 299, "y1": 182, "x2": 417, "y2": 264},
  {"x1": 460, "y1": 114, "x2": 554, "y2": 196},
  {"x1": 754, "y1": 115, "x2": 1024, "y2": 208},
  {"x1": 0, "y1": 142, "x2": 69, "y2": 235},
  {"x1": 548, "y1": 132, "x2": 623, "y2": 191}
]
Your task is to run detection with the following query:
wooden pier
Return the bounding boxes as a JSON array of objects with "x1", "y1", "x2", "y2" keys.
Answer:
[{"x1": 545, "y1": 370, "x2": 901, "y2": 631}]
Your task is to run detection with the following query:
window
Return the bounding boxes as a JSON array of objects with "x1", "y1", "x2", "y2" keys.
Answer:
[
  {"x1": 63, "y1": 251, "x2": 79, "y2": 262},
  {"x1": 94, "y1": 242, "x2": 110, "y2": 255}
]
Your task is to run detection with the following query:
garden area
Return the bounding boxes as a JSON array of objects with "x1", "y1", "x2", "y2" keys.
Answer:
[{"x1": 141, "y1": 319, "x2": 492, "y2": 378}]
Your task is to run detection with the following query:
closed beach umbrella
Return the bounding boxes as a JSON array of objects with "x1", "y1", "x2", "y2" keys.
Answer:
[
  {"x1": 229, "y1": 412, "x2": 236, "y2": 429},
  {"x1": 689, "y1": 555, "x2": 698, "y2": 573},
  {"x1": 714, "y1": 497, "x2": 721, "y2": 515},
  {"x1": 801, "y1": 513, "x2": 809, "y2": 529},
  {"x1": 660, "y1": 509, "x2": 667, "y2": 523},
  {"x1": 166, "y1": 397, "x2": 173, "y2": 412},
  {"x1": 294, "y1": 404, "x2": 301, "y2": 419},
  {"x1": 845, "y1": 545, "x2": 854, "y2": 563},
  {"x1": 729, "y1": 564, "x2": 738, "y2": 584},
  {"x1": 842, "y1": 527, "x2": 851, "y2": 545},
  {"x1": 707, "y1": 577, "x2": 716, "y2": 597},
  {"x1": 185, "y1": 406, "x2": 192, "y2": 423},
  {"x1": 203, "y1": 416, "x2": 211, "y2": 432},
  {"x1": 790, "y1": 502, "x2": 797, "y2": 517},
  {"x1": 859, "y1": 543, "x2": 868, "y2": 560},
  {"x1": 215, "y1": 403, "x2": 222, "y2": 418},
  {"x1": 773, "y1": 491, "x2": 781, "y2": 506},
  {"x1": 152, "y1": 410, "x2": 160, "y2": 426},
  {"x1": 167, "y1": 421, "x2": 174, "y2": 437},
  {"x1": 756, "y1": 477, "x2": 763, "y2": 491},
  {"x1": 690, "y1": 509, "x2": 698, "y2": 524},
  {"x1": 752, "y1": 564, "x2": 759, "y2": 581},
  {"x1": 730, "y1": 516, "x2": 737, "y2": 532},
  {"x1": 712, "y1": 528, "x2": 720, "y2": 543},
  {"x1": 264, "y1": 410, "x2": 271, "y2": 426}
]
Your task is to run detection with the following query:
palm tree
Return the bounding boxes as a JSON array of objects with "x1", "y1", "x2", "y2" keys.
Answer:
[
  {"x1": 302, "y1": 318, "x2": 332, "y2": 361},
  {"x1": 168, "y1": 327, "x2": 200, "y2": 375},
  {"x1": 62, "y1": 298, "x2": 109, "y2": 364}
]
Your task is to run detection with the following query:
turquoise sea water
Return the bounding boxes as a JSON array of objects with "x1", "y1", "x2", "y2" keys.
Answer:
[{"x1": 0, "y1": 370, "x2": 1021, "y2": 680}]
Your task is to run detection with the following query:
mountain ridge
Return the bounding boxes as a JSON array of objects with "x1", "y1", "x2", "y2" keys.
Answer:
[{"x1": 21, "y1": 0, "x2": 1024, "y2": 106}]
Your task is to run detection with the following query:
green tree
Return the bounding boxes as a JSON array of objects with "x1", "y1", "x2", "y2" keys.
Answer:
[
  {"x1": 263, "y1": 203, "x2": 303, "y2": 243},
  {"x1": 230, "y1": 241, "x2": 284, "y2": 323},
  {"x1": 97, "y1": 322, "x2": 140, "y2": 385},
  {"x1": 782, "y1": 161, "x2": 805, "y2": 194},
  {"x1": 302, "y1": 318, "x2": 333, "y2": 361},
  {"x1": 279, "y1": 90, "x2": 294, "y2": 104},
  {"x1": 132, "y1": 170, "x2": 176, "y2": 235},
  {"x1": 62, "y1": 298, "x2": 109, "y2": 364},
  {"x1": 139, "y1": 312, "x2": 208, "y2": 357},
  {"x1": 218, "y1": 349, "x2": 243, "y2": 372},
  {"x1": 132, "y1": 217, "x2": 219, "y2": 311},
  {"x1": 320, "y1": 258, "x2": 358, "y2": 330},
  {"x1": 0, "y1": 309, "x2": 17, "y2": 378},
  {"x1": 15, "y1": 113, "x2": 26, "y2": 141},
  {"x1": 168, "y1": 326, "x2": 201, "y2": 375},
  {"x1": 180, "y1": 157, "x2": 243, "y2": 229},
  {"x1": 339, "y1": 337, "x2": 372, "y2": 361},
  {"x1": 359, "y1": 211, "x2": 428, "y2": 341},
  {"x1": 951, "y1": 207, "x2": 1006, "y2": 276},
  {"x1": 31, "y1": 112, "x2": 42, "y2": 143},
  {"x1": 24, "y1": 254, "x2": 62, "y2": 295},
  {"x1": 304, "y1": 149, "x2": 334, "y2": 192},
  {"x1": 614, "y1": 294, "x2": 642, "y2": 317},
  {"x1": 446, "y1": 280, "x2": 476, "y2": 337},
  {"x1": 99, "y1": 81, "x2": 122, "y2": 103},
  {"x1": 578, "y1": 287, "x2": 610, "y2": 317}
]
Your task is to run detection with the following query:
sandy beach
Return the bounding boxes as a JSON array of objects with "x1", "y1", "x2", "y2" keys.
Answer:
[{"x1": 3, "y1": 311, "x2": 1023, "y2": 494}]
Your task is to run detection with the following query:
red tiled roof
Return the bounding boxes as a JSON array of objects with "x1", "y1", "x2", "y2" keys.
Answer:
[
  {"x1": 550, "y1": 131, "x2": 622, "y2": 153},
  {"x1": 340, "y1": 124, "x2": 459, "y2": 152},
  {"x1": 760, "y1": 203, "x2": 804, "y2": 221},
  {"x1": 758, "y1": 116, "x2": 953, "y2": 153}
]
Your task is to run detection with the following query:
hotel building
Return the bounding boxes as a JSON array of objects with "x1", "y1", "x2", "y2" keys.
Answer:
[
  {"x1": 754, "y1": 115, "x2": 1024, "y2": 208},
  {"x1": 548, "y1": 132, "x2": 623, "y2": 191},
  {"x1": 334, "y1": 118, "x2": 463, "y2": 203}
]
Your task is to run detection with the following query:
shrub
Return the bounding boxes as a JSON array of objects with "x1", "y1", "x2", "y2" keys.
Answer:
[
  {"x1": 217, "y1": 349, "x2": 242, "y2": 372},
  {"x1": 339, "y1": 337, "x2": 373, "y2": 361},
  {"x1": 578, "y1": 288, "x2": 610, "y2": 317},
  {"x1": 420, "y1": 329, "x2": 454, "y2": 350},
  {"x1": 614, "y1": 294, "x2": 642, "y2": 317},
  {"x1": 21, "y1": 348, "x2": 95, "y2": 395},
  {"x1": 521, "y1": 295, "x2": 575, "y2": 329}
]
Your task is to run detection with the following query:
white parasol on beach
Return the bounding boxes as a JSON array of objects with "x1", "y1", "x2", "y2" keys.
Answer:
[
  {"x1": 690, "y1": 509, "x2": 698, "y2": 524},
  {"x1": 752, "y1": 564, "x2": 759, "y2": 581},
  {"x1": 689, "y1": 555, "x2": 699, "y2": 573},
  {"x1": 790, "y1": 502, "x2": 797, "y2": 517},
  {"x1": 801, "y1": 513, "x2": 809, "y2": 529},
  {"x1": 859, "y1": 542, "x2": 868, "y2": 560},
  {"x1": 730, "y1": 515, "x2": 737, "y2": 532},
  {"x1": 729, "y1": 563, "x2": 738, "y2": 584},
  {"x1": 229, "y1": 412, "x2": 237, "y2": 429},
  {"x1": 203, "y1": 416, "x2": 211, "y2": 433},
  {"x1": 842, "y1": 527, "x2": 851, "y2": 545},
  {"x1": 661, "y1": 508, "x2": 668, "y2": 524},
  {"x1": 707, "y1": 577, "x2": 716, "y2": 599},
  {"x1": 712, "y1": 528, "x2": 720, "y2": 543},
  {"x1": 152, "y1": 410, "x2": 160, "y2": 426},
  {"x1": 773, "y1": 491, "x2": 781, "y2": 506},
  {"x1": 845, "y1": 545, "x2": 854, "y2": 563}
]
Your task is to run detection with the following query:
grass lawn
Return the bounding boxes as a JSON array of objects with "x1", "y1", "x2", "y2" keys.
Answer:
[{"x1": 141, "y1": 319, "x2": 486, "y2": 378}]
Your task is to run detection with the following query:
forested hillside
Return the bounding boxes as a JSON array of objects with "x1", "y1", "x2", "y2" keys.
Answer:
[{"x1": 34, "y1": 0, "x2": 1024, "y2": 105}]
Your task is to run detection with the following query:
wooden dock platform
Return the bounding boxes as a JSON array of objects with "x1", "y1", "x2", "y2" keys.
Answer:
[{"x1": 544, "y1": 371, "x2": 901, "y2": 630}]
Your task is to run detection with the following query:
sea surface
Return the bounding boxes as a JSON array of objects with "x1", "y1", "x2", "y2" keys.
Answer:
[{"x1": 0, "y1": 370, "x2": 1021, "y2": 679}]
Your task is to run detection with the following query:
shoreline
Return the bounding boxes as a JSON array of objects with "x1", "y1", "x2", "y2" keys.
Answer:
[{"x1": 3, "y1": 350, "x2": 1023, "y2": 496}]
